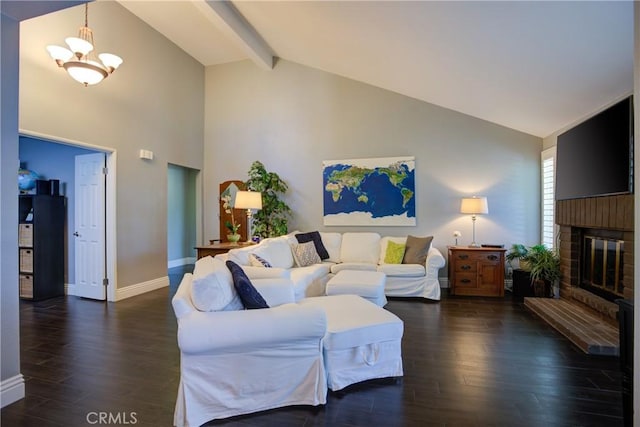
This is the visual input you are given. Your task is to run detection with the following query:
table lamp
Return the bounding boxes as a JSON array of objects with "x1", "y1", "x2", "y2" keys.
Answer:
[
  {"x1": 460, "y1": 196, "x2": 488, "y2": 247},
  {"x1": 234, "y1": 191, "x2": 262, "y2": 242}
]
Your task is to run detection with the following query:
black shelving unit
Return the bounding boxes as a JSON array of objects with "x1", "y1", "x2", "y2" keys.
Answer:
[{"x1": 18, "y1": 194, "x2": 65, "y2": 301}]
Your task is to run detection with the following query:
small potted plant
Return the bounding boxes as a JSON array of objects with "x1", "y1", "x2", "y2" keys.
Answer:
[
  {"x1": 506, "y1": 243, "x2": 530, "y2": 270},
  {"x1": 221, "y1": 194, "x2": 241, "y2": 243}
]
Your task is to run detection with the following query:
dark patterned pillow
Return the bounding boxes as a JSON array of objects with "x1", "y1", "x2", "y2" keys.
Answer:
[
  {"x1": 295, "y1": 231, "x2": 330, "y2": 260},
  {"x1": 225, "y1": 260, "x2": 269, "y2": 309}
]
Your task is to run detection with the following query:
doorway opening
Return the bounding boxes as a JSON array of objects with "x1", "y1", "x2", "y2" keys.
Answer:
[{"x1": 19, "y1": 132, "x2": 116, "y2": 301}]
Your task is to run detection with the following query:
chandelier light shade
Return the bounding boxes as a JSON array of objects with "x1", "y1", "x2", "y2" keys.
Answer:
[
  {"x1": 46, "y1": 3, "x2": 122, "y2": 86},
  {"x1": 460, "y1": 196, "x2": 488, "y2": 247}
]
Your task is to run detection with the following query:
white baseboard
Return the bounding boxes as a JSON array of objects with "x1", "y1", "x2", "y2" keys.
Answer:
[
  {"x1": 66, "y1": 283, "x2": 77, "y2": 296},
  {"x1": 115, "y1": 276, "x2": 169, "y2": 301},
  {"x1": 1, "y1": 374, "x2": 25, "y2": 408},
  {"x1": 168, "y1": 257, "x2": 196, "y2": 269}
]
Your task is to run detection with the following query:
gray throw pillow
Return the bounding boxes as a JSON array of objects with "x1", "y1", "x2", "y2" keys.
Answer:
[{"x1": 402, "y1": 235, "x2": 434, "y2": 265}]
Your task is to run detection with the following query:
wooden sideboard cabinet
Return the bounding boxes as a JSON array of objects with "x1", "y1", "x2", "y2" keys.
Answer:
[
  {"x1": 195, "y1": 241, "x2": 255, "y2": 259},
  {"x1": 448, "y1": 246, "x2": 506, "y2": 297}
]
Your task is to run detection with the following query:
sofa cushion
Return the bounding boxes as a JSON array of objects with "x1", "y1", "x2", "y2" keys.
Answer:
[
  {"x1": 260, "y1": 237, "x2": 295, "y2": 269},
  {"x1": 340, "y1": 232, "x2": 381, "y2": 264},
  {"x1": 227, "y1": 244, "x2": 259, "y2": 266},
  {"x1": 330, "y1": 262, "x2": 377, "y2": 274},
  {"x1": 191, "y1": 256, "x2": 237, "y2": 312},
  {"x1": 296, "y1": 231, "x2": 330, "y2": 260},
  {"x1": 241, "y1": 266, "x2": 290, "y2": 280},
  {"x1": 249, "y1": 253, "x2": 272, "y2": 268},
  {"x1": 320, "y1": 232, "x2": 342, "y2": 263},
  {"x1": 290, "y1": 264, "x2": 331, "y2": 299},
  {"x1": 378, "y1": 236, "x2": 407, "y2": 265},
  {"x1": 378, "y1": 263, "x2": 425, "y2": 277},
  {"x1": 249, "y1": 278, "x2": 296, "y2": 307},
  {"x1": 292, "y1": 241, "x2": 322, "y2": 267},
  {"x1": 226, "y1": 260, "x2": 269, "y2": 310},
  {"x1": 402, "y1": 235, "x2": 433, "y2": 265}
]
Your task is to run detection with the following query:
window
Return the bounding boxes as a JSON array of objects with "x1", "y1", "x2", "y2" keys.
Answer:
[{"x1": 541, "y1": 147, "x2": 556, "y2": 249}]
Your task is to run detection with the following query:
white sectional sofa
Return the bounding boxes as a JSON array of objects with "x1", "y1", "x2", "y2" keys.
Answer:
[
  {"x1": 172, "y1": 260, "x2": 328, "y2": 427},
  {"x1": 225, "y1": 231, "x2": 446, "y2": 301},
  {"x1": 172, "y1": 254, "x2": 406, "y2": 425}
]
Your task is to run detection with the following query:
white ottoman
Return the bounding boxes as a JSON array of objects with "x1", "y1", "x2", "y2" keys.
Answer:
[
  {"x1": 300, "y1": 295, "x2": 403, "y2": 391},
  {"x1": 326, "y1": 270, "x2": 387, "y2": 307}
]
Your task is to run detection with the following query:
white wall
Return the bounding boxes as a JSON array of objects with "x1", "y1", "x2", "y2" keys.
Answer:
[
  {"x1": 204, "y1": 60, "x2": 542, "y2": 264},
  {"x1": 1, "y1": 10, "x2": 24, "y2": 407},
  {"x1": 18, "y1": 2, "x2": 204, "y2": 289}
]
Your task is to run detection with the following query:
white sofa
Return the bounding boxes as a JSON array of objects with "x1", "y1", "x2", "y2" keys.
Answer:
[
  {"x1": 225, "y1": 231, "x2": 446, "y2": 301},
  {"x1": 172, "y1": 261, "x2": 328, "y2": 427}
]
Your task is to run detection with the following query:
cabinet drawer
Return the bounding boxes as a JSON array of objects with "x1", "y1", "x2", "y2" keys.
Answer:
[
  {"x1": 454, "y1": 260, "x2": 477, "y2": 273},
  {"x1": 453, "y1": 273, "x2": 477, "y2": 288},
  {"x1": 19, "y1": 274, "x2": 33, "y2": 299},
  {"x1": 454, "y1": 251, "x2": 501, "y2": 263},
  {"x1": 19, "y1": 249, "x2": 33, "y2": 273}
]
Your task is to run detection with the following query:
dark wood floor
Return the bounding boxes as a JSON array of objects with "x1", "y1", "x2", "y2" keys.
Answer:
[{"x1": 2, "y1": 265, "x2": 624, "y2": 426}]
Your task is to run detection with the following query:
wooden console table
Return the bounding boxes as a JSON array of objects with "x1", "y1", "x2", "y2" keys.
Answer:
[
  {"x1": 195, "y1": 241, "x2": 255, "y2": 259},
  {"x1": 448, "y1": 246, "x2": 506, "y2": 297}
]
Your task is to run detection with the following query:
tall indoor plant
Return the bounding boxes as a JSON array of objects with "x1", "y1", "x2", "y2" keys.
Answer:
[
  {"x1": 245, "y1": 161, "x2": 291, "y2": 239},
  {"x1": 524, "y1": 244, "x2": 560, "y2": 297}
]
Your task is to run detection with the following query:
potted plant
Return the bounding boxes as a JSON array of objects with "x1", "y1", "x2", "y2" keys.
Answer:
[
  {"x1": 221, "y1": 194, "x2": 241, "y2": 243},
  {"x1": 245, "y1": 161, "x2": 292, "y2": 239},
  {"x1": 524, "y1": 244, "x2": 560, "y2": 298},
  {"x1": 506, "y1": 243, "x2": 530, "y2": 270}
]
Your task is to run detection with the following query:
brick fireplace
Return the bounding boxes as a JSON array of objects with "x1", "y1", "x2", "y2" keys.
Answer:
[
  {"x1": 556, "y1": 194, "x2": 634, "y2": 302},
  {"x1": 524, "y1": 194, "x2": 633, "y2": 355}
]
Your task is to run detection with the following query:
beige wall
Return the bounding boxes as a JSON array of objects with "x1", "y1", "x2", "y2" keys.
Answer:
[
  {"x1": 18, "y1": 2, "x2": 204, "y2": 289},
  {"x1": 204, "y1": 60, "x2": 542, "y2": 259}
]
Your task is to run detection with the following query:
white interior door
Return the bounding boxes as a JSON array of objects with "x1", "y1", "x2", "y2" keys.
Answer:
[{"x1": 74, "y1": 152, "x2": 106, "y2": 300}]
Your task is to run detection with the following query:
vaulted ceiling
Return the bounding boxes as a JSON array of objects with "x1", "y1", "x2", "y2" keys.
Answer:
[{"x1": 118, "y1": 1, "x2": 634, "y2": 138}]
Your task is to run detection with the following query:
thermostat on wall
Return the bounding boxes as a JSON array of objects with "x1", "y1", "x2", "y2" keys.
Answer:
[{"x1": 139, "y1": 149, "x2": 154, "y2": 160}]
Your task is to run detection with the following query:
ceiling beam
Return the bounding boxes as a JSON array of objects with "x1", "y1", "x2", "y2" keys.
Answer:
[{"x1": 197, "y1": 0, "x2": 274, "y2": 70}]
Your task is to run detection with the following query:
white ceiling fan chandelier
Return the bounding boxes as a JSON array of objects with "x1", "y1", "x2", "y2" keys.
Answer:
[{"x1": 46, "y1": 3, "x2": 123, "y2": 86}]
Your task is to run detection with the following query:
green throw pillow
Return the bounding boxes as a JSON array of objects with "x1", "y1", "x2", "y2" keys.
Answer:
[{"x1": 384, "y1": 241, "x2": 406, "y2": 264}]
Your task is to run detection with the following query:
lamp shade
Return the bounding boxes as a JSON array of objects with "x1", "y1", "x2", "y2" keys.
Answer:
[
  {"x1": 460, "y1": 196, "x2": 488, "y2": 215},
  {"x1": 234, "y1": 191, "x2": 262, "y2": 210}
]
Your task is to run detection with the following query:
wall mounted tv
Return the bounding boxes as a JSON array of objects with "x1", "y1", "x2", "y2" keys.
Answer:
[{"x1": 556, "y1": 96, "x2": 634, "y2": 201}]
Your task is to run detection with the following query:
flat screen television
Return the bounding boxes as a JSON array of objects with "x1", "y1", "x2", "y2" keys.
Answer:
[{"x1": 555, "y1": 96, "x2": 634, "y2": 200}]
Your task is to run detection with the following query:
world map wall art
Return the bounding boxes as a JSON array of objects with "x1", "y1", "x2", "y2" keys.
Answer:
[{"x1": 322, "y1": 156, "x2": 416, "y2": 226}]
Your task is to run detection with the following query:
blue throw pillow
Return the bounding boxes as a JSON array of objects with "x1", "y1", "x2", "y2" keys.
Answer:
[
  {"x1": 295, "y1": 231, "x2": 330, "y2": 260},
  {"x1": 225, "y1": 260, "x2": 269, "y2": 310}
]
